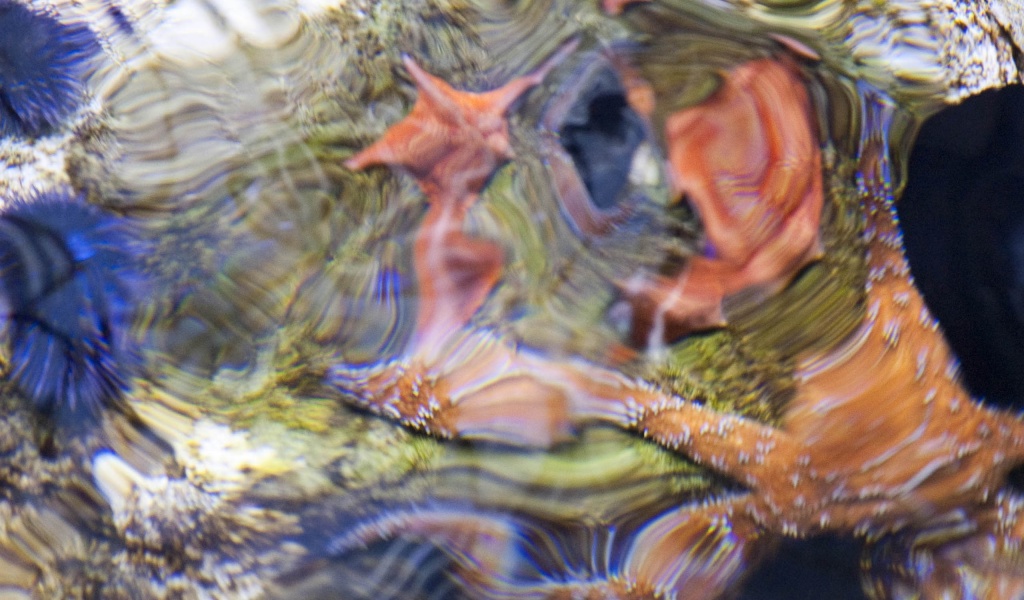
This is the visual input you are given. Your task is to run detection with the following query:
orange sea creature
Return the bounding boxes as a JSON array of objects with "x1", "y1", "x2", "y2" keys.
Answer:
[
  {"x1": 622, "y1": 58, "x2": 824, "y2": 346},
  {"x1": 344, "y1": 46, "x2": 574, "y2": 205},
  {"x1": 334, "y1": 42, "x2": 597, "y2": 446},
  {"x1": 335, "y1": 45, "x2": 1024, "y2": 597},
  {"x1": 345, "y1": 42, "x2": 576, "y2": 347}
]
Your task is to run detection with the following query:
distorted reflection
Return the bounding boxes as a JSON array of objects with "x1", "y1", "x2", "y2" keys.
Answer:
[{"x1": 0, "y1": 0, "x2": 1022, "y2": 599}]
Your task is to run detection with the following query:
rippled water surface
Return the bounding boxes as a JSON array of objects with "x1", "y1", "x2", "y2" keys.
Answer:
[{"x1": 1, "y1": 0, "x2": 1023, "y2": 598}]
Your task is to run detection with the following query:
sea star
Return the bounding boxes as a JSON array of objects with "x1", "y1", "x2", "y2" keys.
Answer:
[
  {"x1": 582, "y1": 94, "x2": 1024, "y2": 597},
  {"x1": 622, "y1": 58, "x2": 824, "y2": 347},
  {"x1": 345, "y1": 42, "x2": 576, "y2": 346},
  {"x1": 335, "y1": 43, "x2": 594, "y2": 445},
  {"x1": 345, "y1": 43, "x2": 576, "y2": 207}
]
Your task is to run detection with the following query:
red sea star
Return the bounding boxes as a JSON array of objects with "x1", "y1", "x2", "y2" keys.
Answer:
[
  {"x1": 346, "y1": 43, "x2": 576, "y2": 344},
  {"x1": 334, "y1": 45, "x2": 590, "y2": 445},
  {"x1": 345, "y1": 43, "x2": 576, "y2": 207}
]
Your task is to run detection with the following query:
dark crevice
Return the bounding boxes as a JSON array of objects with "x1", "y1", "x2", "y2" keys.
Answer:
[
  {"x1": 899, "y1": 85, "x2": 1024, "y2": 410},
  {"x1": 558, "y1": 67, "x2": 646, "y2": 210},
  {"x1": 738, "y1": 535, "x2": 866, "y2": 600},
  {"x1": 1007, "y1": 462, "x2": 1024, "y2": 494}
]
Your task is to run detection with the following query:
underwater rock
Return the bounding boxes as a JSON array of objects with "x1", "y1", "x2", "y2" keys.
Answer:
[{"x1": 1, "y1": 0, "x2": 1024, "y2": 599}]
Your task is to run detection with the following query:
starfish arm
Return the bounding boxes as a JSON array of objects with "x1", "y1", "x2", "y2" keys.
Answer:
[
  {"x1": 343, "y1": 136, "x2": 393, "y2": 171},
  {"x1": 411, "y1": 203, "x2": 504, "y2": 347},
  {"x1": 632, "y1": 397, "x2": 802, "y2": 496},
  {"x1": 441, "y1": 372, "x2": 577, "y2": 447},
  {"x1": 475, "y1": 38, "x2": 579, "y2": 116},
  {"x1": 331, "y1": 331, "x2": 580, "y2": 447},
  {"x1": 328, "y1": 507, "x2": 520, "y2": 590},
  {"x1": 863, "y1": 496, "x2": 1024, "y2": 599},
  {"x1": 328, "y1": 499, "x2": 765, "y2": 600},
  {"x1": 667, "y1": 59, "x2": 821, "y2": 265},
  {"x1": 562, "y1": 363, "x2": 804, "y2": 502},
  {"x1": 618, "y1": 264, "x2": 727, "y2": 346},
  {"x1": 399, "y1": 55, "x2": 465, "y2": 121}
]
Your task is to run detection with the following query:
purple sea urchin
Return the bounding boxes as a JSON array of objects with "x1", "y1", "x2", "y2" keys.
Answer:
[
  {"x1": 0, "y1": 1, "x2": 98, "y2": 137},
  {"x1": 0, "y1": 192, "x2": 144, "y2": 421}
]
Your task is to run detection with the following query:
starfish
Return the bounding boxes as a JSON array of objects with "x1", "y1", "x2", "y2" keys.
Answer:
[
  {"x1": 334, "y1": 45, "x2": 592, "y2": 443},
  {"x1": 578, "y1": 97, "x2": 1024, "y2": 596},
  {"x1": 622, "y1": 59, "x2": 824, "y2": 347},
  {"x1": 345, "y1": 42, "x2": 577, "y2": 206},
  {"x1": 346, "y1": 43, "x2": 577, "y2": 346}
]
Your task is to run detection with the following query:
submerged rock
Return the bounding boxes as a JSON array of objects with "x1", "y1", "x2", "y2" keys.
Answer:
[{"x1": 1, "y1": 0, "x2": 1024, "y2": 598}]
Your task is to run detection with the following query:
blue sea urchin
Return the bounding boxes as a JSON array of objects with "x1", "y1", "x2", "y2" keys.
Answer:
[
  {"x1": 0, "y1": 1, "x2": 98, "y2": 137},
  {"x1": 0, "y1": 192, "x2": 144, "y2": 420}
]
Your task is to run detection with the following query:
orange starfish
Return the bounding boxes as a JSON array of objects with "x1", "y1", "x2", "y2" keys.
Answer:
[
  {"x1": 345, "y1": 43, "x2": 576, "y2": 206},
  {"x1": 335, "y1": 45, "x2": 593, "y2": 443},
  {"x1": 623, "y1": 58, "x2": 824, "y2": 347},
  {"x1": 346, "y1": 43, "x2": 577, "y2": 345}
]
